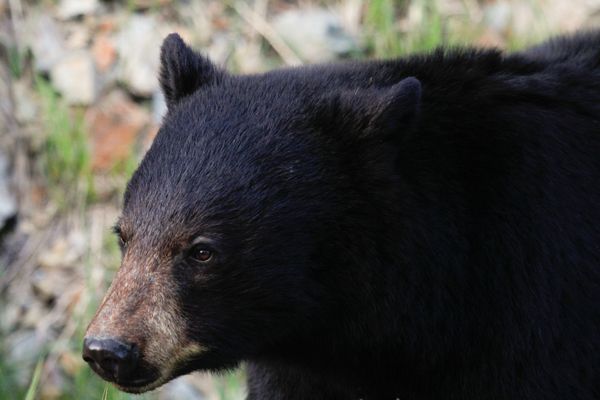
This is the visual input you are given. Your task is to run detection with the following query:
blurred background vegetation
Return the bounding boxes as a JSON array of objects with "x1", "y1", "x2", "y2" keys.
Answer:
[{"x1": 0, "y1": 0, "x2": 598, "y2": 399}]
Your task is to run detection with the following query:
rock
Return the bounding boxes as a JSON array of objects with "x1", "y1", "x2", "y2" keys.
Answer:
[
  {"x1": 59, "y1": 351, "x2": 85, "y2": 377},
  {"x1": 477, "y1": 29, "x2": 506, "y2": 48},
  {"x1": 97, "y1": 15, "x2": 118, "y2": 34},
  {"x1": 272, "y1": 8, "x2": 358, "y2": 62},
  {"x1": 23, "y1": 14, "x2": 66, "y2": 73},
  {"x1": 13, "y1": 79, "x2": 38, "y2": 123},
  {"x1": 205, "y1": 33, "x2": 232, "y2": 65},
  {"x1": 31, "y1": 269, "x2": 74, "y2": 302},
  {"x1": 509, "y1": 2, "x2": 539, "y2": 38},
  {"x1": 482, "y1": 1, "x2": 511, "y2": 34},
  {"x1": 92, "y1": 34, "x2": 117, "y2": 72},
  {"x1": 40, "y1": 363, "x2": 68, "y2": 400},
  {"x1": 85, "y1": 90, "x2": 150, "y2": 171},
  {"x1": 21, "y1": 300, "x2": 47, "y2": 328},
  {"x1": 175, "y1": 2, "x2": 214, "y2": 45},
  {"x1": 5, "y1": 330, "x2": 46, "y2": 384},
  {"x1": 0, "y1": 302, "x2": 21, "y2": 333},
  {"x1": 37, "y1": 230, "x2": 86, "y2": 270},
  {"x1": 0, "y1": 152, "x2": 16, "y2": 230},
  {"x1": 57, "y1": 0, "x2": 99, "y2": 20},
  {"x1": 528, "y1": 0, "x2": 584, "y2": 33},
  {"x1": 159, "y1": 376, "x2": 206, "y2": 400},
  {"x1": 116, "y1": 15, "x2": 166, "y2": 96},
  {"x1": 152, "y1": 89, "x2": 167, "y2": 124},
  {"x1": 64, "y1": 23, "x2": 92, "y2": 50},
  {"x1": 50, "y1": 50, "x2": 97, "y2": 105},
  {"x1": 231, "y1": 39, "x2": 264, "y2": 73}
]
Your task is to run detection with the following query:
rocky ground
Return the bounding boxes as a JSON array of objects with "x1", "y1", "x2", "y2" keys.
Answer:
[{"x1": 0, "y1": 0, "x2": 598, "y2": 399}]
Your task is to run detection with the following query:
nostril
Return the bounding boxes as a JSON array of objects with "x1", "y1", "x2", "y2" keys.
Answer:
[{"x1": 82, "y1": 337, "x2": 138, "y2": 382}]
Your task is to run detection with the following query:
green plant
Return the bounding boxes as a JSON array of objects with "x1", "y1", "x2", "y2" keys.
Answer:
[
  {"x1": 0, "y1": 345, "x2": 26, "y2": 399},
  {"x1": 216, "y1": 369, "x2": 246, "y2": 400},
  {"x1": 8, "y1": 45, "x2": 25, "y2": 79},
  {"x1": 364, "y1": 0, "x2": 453, "y2": 57},
  {"x1": 405, "y1": 0, "x2": 444, "y2": 53},
  {"x1": 364, "y1": 0, "x2": 403, "y2": 57},
  {"x1": 35, "y1": 75, "x2": 95, "y2": 208},
  {"x1": 24, "y1": 358, "x2": 44, "y2": 400}
]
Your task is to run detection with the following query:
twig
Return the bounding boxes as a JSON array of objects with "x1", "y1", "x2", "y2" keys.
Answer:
[
  {"x1": 8, "y1": 0, "x2": 23, "y2": 51},
  {"x1": 232, "y1": 1, "x2": 303, "y2": 66}
]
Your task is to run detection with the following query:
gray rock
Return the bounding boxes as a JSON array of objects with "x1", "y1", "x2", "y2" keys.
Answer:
[
  {"x1": 13, "y1": 80, "x2": 37, "y2": 123},
  {"x1": 483, "y1": 1, "x2": 512, "y2": 33},
  {"x1": 116, "y1": 15, "x2": 164, "y2": 97},
  {"x1": 175, "y1": 3, "x2": 213, "y2": 45},
  {"x1": 272, "y1": 8, "x2": 358, "y2": 63},
  {"x1": 57, "y1": 0, "x2": 99, "y2": 20},
  {"x1": 50, "y1": 50, "x2": 98, "y2": 105},
  {"x1": 31, "y1": 269, "x2": 74, "y2": 302},
  {"x1": 5, "y1": 330, "x2": 46, "y2": 385},
  {"x1": 152, "y1": 89, "x2": 167, "y2": 124},
  {"x1": 37, "y1": 230, "x2": 86, "y2": 270},
  {"x1": 0, "y1": 152, "x2": 15, "y2": 229},
  {"x1": 21, "y1": 300, "x2": 47, "y2": 329},
  {"x1": 23, "y1": 14, "x2": 66, "y2": 73},
  {"x1": 0, "y1": 302, "x2": 21, "y2": 334},
  {"x1": 205, "y1": 33, "x2": 233, "y2": 65},
  {"x1": 159, "y1": 377, "x2": 206, "y2": 400}
]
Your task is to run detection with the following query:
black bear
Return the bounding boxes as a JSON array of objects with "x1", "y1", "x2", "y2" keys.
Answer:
[{"x1": 83, "y1": 31, "x2": 600, "y2": 399}]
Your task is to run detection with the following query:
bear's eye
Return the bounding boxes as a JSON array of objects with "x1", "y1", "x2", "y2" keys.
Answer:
[
  {"x1": 113, "y1": 225, "x2": 127, "y2": 249},
  {"x1": 189, "y1": 246, "x2": 213, "y2": 263}
]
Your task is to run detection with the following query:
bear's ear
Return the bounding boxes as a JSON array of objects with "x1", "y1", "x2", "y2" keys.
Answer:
[
  {"x1": 366, "y1": 77, "x2": 421, "y2": 138},
  {"x1": 159, "y1": 33, "x2": 225, "y2": 111},
  {"x1": 327, "y1": 77, "x2": 422, "y2": 142}
]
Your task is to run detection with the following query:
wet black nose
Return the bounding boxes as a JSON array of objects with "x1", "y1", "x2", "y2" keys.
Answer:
[{"x1": 82, "y1": 337, "x2": 138, "y2": 382}]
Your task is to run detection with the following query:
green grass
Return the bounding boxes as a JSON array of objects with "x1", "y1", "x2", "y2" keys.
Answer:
[
  {"x1": 8, "y1": 45, "x2": 25, "y2": 78},
  {"x1": 216, "y1": 369, "x2": 247, "y2": 400},
  {"x1": 364, "y1": 0, "x2": 446, "y2": 58},
  {"x1": 24, "y1": 359, "x2": 44, "y2": 400},
  {"x1": 364, "y1": 0, "x2": 403, "y2": 56},
  {"x1": 0, "y1": 348, "x2": 26, "y2": 399},
  {"x1": 35, "y1": 75, "x2": 95, "y2": 209},
  {"x1": 406, "y1": 0, "x2": 444, "y2": 54}
]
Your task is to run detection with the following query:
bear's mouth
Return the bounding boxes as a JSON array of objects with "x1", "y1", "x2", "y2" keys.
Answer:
[
  {"x1": 112, "y1": 352, "x2": 211, "y2": 393},
  {"x1": 114, "y1": 373, "x2": 165, "y2": 394},
  {"x1": 86, "y1": 360, "x2": 163, "y2": 394},
  {"x1": 107, "y1": 347, "x2": 232, "y2": 393}
]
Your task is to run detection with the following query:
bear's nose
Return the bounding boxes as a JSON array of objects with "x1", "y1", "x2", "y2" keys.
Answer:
[{"x1": 82, "y1": 337, "x2": 138, "y2": 382}]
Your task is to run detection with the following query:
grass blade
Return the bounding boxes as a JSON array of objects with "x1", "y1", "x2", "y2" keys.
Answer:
[{"x1": 24, "y1": 358, "x2": 44, "y2": 400}]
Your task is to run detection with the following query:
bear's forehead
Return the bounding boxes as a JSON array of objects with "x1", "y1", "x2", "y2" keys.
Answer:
[
  {"x1": 156, "y1": 79, "x2": 314, "y2": 145},
  {"x1": 119, "y1": 71, "x2": 337, "y2": 240}
]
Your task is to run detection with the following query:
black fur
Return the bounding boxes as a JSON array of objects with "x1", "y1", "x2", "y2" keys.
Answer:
[
  {"x1": 123, "y1": 32, "x2": 600, "y2": 399},
  {"x1": 159, "y1": 33, "x2": 224, "y2": 110}
]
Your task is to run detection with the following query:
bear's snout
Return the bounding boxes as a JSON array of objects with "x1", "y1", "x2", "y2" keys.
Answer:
[
  {"x1": 82, "y1": 337, "x2": 138, "y2": 383},
  {"x1": 82, "y1": 253, "x2": 192, "y2": 391}
]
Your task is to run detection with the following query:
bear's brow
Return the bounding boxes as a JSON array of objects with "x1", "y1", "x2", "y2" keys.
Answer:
[{"x1": 191, "y1": 236, "x2": 215, "y2": 246}]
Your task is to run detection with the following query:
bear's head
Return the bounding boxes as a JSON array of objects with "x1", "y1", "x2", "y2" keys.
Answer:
[{"x1": 83, "y1": 33, "x2": 421, "y2": 393}]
